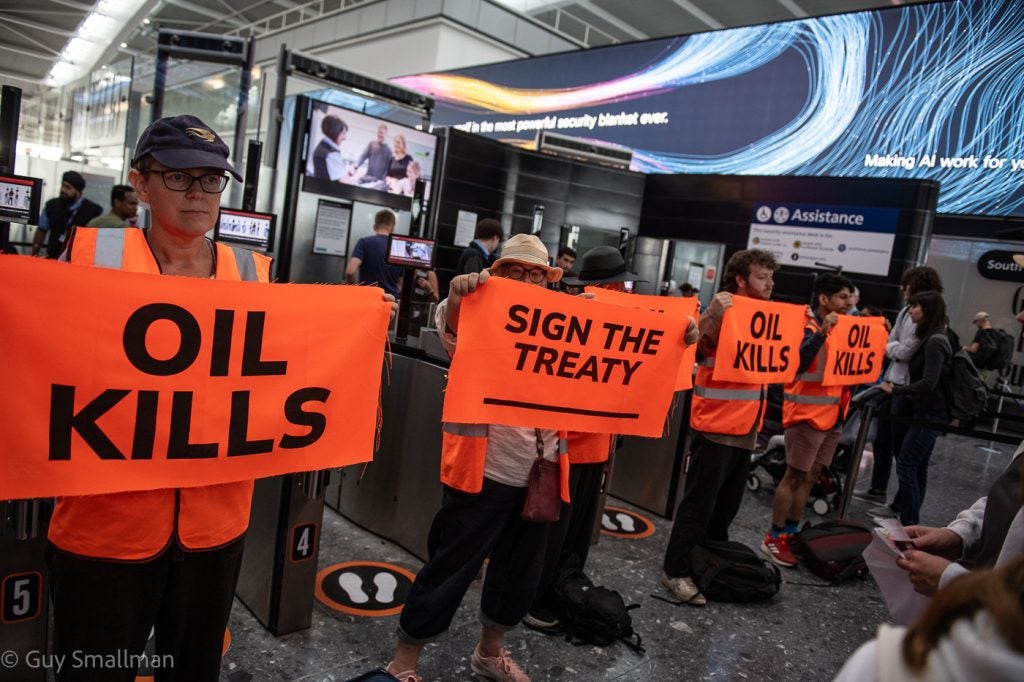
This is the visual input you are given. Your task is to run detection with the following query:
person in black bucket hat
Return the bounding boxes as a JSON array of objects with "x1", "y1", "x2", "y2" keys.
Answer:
[
  {"x1": 524, "y1": 244, "x2": 696, "y2": 635},
  {"x1": 561, "y1": 245, "x2": 646, "y2": 289}
]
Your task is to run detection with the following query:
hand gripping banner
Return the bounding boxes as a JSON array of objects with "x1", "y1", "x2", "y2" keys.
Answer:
[
  {"x1": 585, "y1": 287, "x2": 699, "y2": 390},
  {"x1": 712, "y1": 296, "x2": 806, "y2": 384},
  {"x1": 821, "y1": 315, "x2": 887, "y2": 386},
  {"x1": 441, "y1": 278, "x2": 686, "y2": 437},
  {"x1": 0, "y1": 257, "x2": 392, "y2": 500}
]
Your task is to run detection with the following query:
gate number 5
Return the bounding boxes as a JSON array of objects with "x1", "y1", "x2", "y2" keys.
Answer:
[{"x1": 2, "y1": 572, "x2": 41, "y2": 623}]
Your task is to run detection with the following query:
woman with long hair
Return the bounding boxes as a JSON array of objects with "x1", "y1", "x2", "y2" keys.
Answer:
[{"x1": 879, "y1": 290, "x2": 952, "y2": 525}]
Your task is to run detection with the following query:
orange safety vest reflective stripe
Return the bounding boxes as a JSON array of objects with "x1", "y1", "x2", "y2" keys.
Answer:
[
  {"x1": 440, "y1": 423, "x2": 571, "y2": 503},
  {"x1": 689, "y1": 351, "x2": 766, "y2": 437},
  {"x1": 48, "y1": 227, "x2": 273, "y2": 560},
  {"x1": 567, "y1": 432, "x2": 613, "y2": 465},
  {"x1": 782, "y1": 320, "x2": 847, "y2": 431}
]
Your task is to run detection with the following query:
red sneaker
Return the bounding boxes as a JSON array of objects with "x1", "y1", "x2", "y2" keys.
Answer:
[{"x1": 760, "y1": 532, "x2": 797, "y2": 567}]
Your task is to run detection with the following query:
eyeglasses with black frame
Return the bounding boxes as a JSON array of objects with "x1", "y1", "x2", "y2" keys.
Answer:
[
  {"x1": 140, "y1": 169, "x2": 229, "y2": 194},
  {"x1": 500, "y1": 263, "x2": 548, "y2": 283}
]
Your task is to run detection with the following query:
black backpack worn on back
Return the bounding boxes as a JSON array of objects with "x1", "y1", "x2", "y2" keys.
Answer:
[
  {"x1": 551, "y1": 561, "x2": 644, "y2": 653},
  {"x1": 688, "y1": 539, "x2": 781, "y2": 602},
  {"x1": 790, "y1": 520, "x2": 871, "y2": 583},
  {"x1": 936, "y1": 333, "x2": 989, "y2": 425},
  {"x1": 986, "y1": 328, "x2": 1015, "y2": 371}
]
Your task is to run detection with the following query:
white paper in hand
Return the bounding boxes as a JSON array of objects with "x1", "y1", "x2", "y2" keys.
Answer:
[{"x1": 863, "y1": 528, "x2": 931, "y2": 625}]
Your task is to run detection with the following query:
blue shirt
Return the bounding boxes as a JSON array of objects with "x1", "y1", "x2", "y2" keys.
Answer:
[
  {"x1": 473, "y1": 239, "x2": 492, "y2": 258},
  {"x1": 352, "y1": 233, "x2": 401, "y2": 297}
]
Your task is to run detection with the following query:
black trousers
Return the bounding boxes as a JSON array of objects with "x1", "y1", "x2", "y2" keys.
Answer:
[
  {"x1": 530, "y1": 461, "x2": 605, "y2": 614},
  {"x1": 663, "y1": 435, "x2": 751, "y2": 578},
  {"x1": 47, "y1": 537, "x2": 245, "y2": 682},
  {"x1": 398, "y1": 480, "x2": 550, "y2": 643},
  {"x1": 870, "y1": 394, "x2": 910, "y2": 493}
]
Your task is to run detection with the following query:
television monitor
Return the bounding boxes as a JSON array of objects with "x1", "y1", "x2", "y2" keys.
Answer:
[
  {"x1": 0, "y1": 173, "x2": 43, "y2": 225},
  {"x1": 386, "y1": 234, "x2": 435, "y2": 269},
  {"x1": 302, "y1": 99, "x2": 437, "y2": 212},
  {"x1": 215, "y1": 208, "x2": 276, "y2": 251}
]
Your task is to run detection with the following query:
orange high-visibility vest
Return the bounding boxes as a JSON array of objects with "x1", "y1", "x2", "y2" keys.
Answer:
[
  {"x1": 567, "y1": 432, "x2": 613, "y2": 465},
  {"x1": 782, "y1": 319, "x2": 847, "y2": 431},
  {"x1": 48, "y1": 227, "x2": 272, "y2": 560},
  {"x1": 689, "y1": 348, "x2": 766, "y2": 437},
  {"x1": 440, "y1": 423, "x2": 571, "y2": 503}
]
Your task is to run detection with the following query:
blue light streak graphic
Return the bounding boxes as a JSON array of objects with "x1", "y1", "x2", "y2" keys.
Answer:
[{"x1": 403, "y1": 0, "x2": 1024, "y2": 217}]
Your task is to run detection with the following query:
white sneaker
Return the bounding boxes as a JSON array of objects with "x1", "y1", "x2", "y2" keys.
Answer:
[{"x1": 661, "y1": 573, "x2": 707, "y2": 606}]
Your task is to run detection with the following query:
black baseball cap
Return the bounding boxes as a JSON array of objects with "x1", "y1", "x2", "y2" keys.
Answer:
[{"x1": 132, "y1": 115, "x2": 241, "y2": 181}]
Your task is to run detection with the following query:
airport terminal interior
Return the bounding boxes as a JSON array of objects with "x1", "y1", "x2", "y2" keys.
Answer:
[
  {"x1": 217, "y1": 436, "x2": 1017, "y2": 681},
  {"x1": 3, "y1": 0, "x2": 1024, "y2": 680}
]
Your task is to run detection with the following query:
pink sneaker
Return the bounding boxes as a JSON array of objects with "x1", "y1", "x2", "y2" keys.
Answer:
[{"x1": 470, "y1": 645, "x2": 530, "y2": 682}]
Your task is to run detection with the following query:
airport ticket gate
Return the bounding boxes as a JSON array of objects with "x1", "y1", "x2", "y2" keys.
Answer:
[
  {"x1": 0, "y1": 500, "x2": 51, "y2": 682},
  {"x1": 235, "y1": 472, "x2": 328, "y2": 635},
  {"x1": 610, "y1": 390, "x2": 692, "y2": 518},
  {"x1": 324, "y1": 349, "x2": 447, "y2": 562}
]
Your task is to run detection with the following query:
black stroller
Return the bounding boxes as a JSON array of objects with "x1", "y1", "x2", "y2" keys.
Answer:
[{"x1": 746, "y1": 386, "x2": 884, "y2": 516}]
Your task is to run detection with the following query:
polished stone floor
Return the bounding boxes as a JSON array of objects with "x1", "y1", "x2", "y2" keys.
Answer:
[{"x1": 219, "y1": 434, "x2": 1018, "y2": 681}]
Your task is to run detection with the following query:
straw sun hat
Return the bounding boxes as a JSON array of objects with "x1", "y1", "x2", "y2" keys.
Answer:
[{"x1": 488, "y1": 234, "x2": 562, "y2": 283}]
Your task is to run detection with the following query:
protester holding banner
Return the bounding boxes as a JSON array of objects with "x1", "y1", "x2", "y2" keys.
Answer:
[
  {"x1": 388, "y1": 233, "x2": 566, "y2": 682},
  {"x1": 761, "y1": 273, "x2": 855, "y2": 567},
  {"x1": 523, "y1": 245, "x2": 701, "y2": 632},
  {"x1": 661, "y1": 248, "x2": 783, "y2": 605},
  {"x1": 879, "y1": 291, "x2": 952, "y2": 526},
  {"x1": 41, "y1": 115, "x2": 396, "y2": 682}
]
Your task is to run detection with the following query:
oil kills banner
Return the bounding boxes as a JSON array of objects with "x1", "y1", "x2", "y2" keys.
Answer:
[
  {"x1": 442, "y1": 278, "x2": 686, "y2": 436},
  {"x1": 822, "y1": 316, "x2": 887, "y2": 386},
  {"x1": 0, "y1": 257, "x2": 392, "y2": 500},
  {"x1": 585, "y1": 287, "x2": 699, "y2": 391},
  {"x1": 713, "y1": 297, "x2": 806, "y2": 384}
]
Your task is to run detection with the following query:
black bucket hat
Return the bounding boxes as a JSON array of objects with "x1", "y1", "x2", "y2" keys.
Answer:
[
  {"x1": 132, "y1": 115, "x2": 241, "y2": 181},
  {"x1": 562, "y1": 245, "x2": 646, "y2": 286}
]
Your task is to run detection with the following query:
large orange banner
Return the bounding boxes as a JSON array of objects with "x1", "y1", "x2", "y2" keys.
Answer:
[
  {"x1": 712, "y1": 296, "x2": 806, "y2": 384},
  {"x1": 442, "y1": 278, "x2": 686, "y2": 437},
  {"x1": 585, "y1": 287, "x2": 699, "y2": 390},
  {"x1": 0, "y1": 257, "x2": 392, "y2": 500},
  {"x1": 822, "y1": 315, "x2": 887, "y2": 386}
]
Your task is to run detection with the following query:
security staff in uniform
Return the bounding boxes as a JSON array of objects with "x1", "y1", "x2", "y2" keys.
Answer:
[
  {"x1": 31, "y1": 170, "x2": 103, "y2": 258},
  {"x1": 661, "y1": 248, "x2": 778, "y2": 606}
]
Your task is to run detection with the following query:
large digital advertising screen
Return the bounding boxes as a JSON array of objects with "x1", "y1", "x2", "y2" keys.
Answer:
[
  {"x1": 302, "y1": 99, "x2": 437, "y2": 212},
  {"x1": 394, "y1": 0, "x2": 1024, "y2": 217}
]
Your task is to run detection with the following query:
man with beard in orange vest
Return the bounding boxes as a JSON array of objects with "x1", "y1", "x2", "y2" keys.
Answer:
[{"x1": 661, "y1": 249, "x2": 778, "y2": 606}]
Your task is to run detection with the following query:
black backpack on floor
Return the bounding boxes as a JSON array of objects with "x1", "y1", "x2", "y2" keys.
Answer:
[
  {"x1": 790, "y1": 520, "x2": 871, "y2": 583},
  {"x1": 688, "y1": 539, "x2": 781, "y2": 602},
  {"x1": 551, "y1": 560, "x2": 644, "y2": 653}
]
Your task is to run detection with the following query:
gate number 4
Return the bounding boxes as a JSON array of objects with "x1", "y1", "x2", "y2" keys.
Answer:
[{"x1": 291, "y1": 523, "x2": 317, "y2": 562}]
